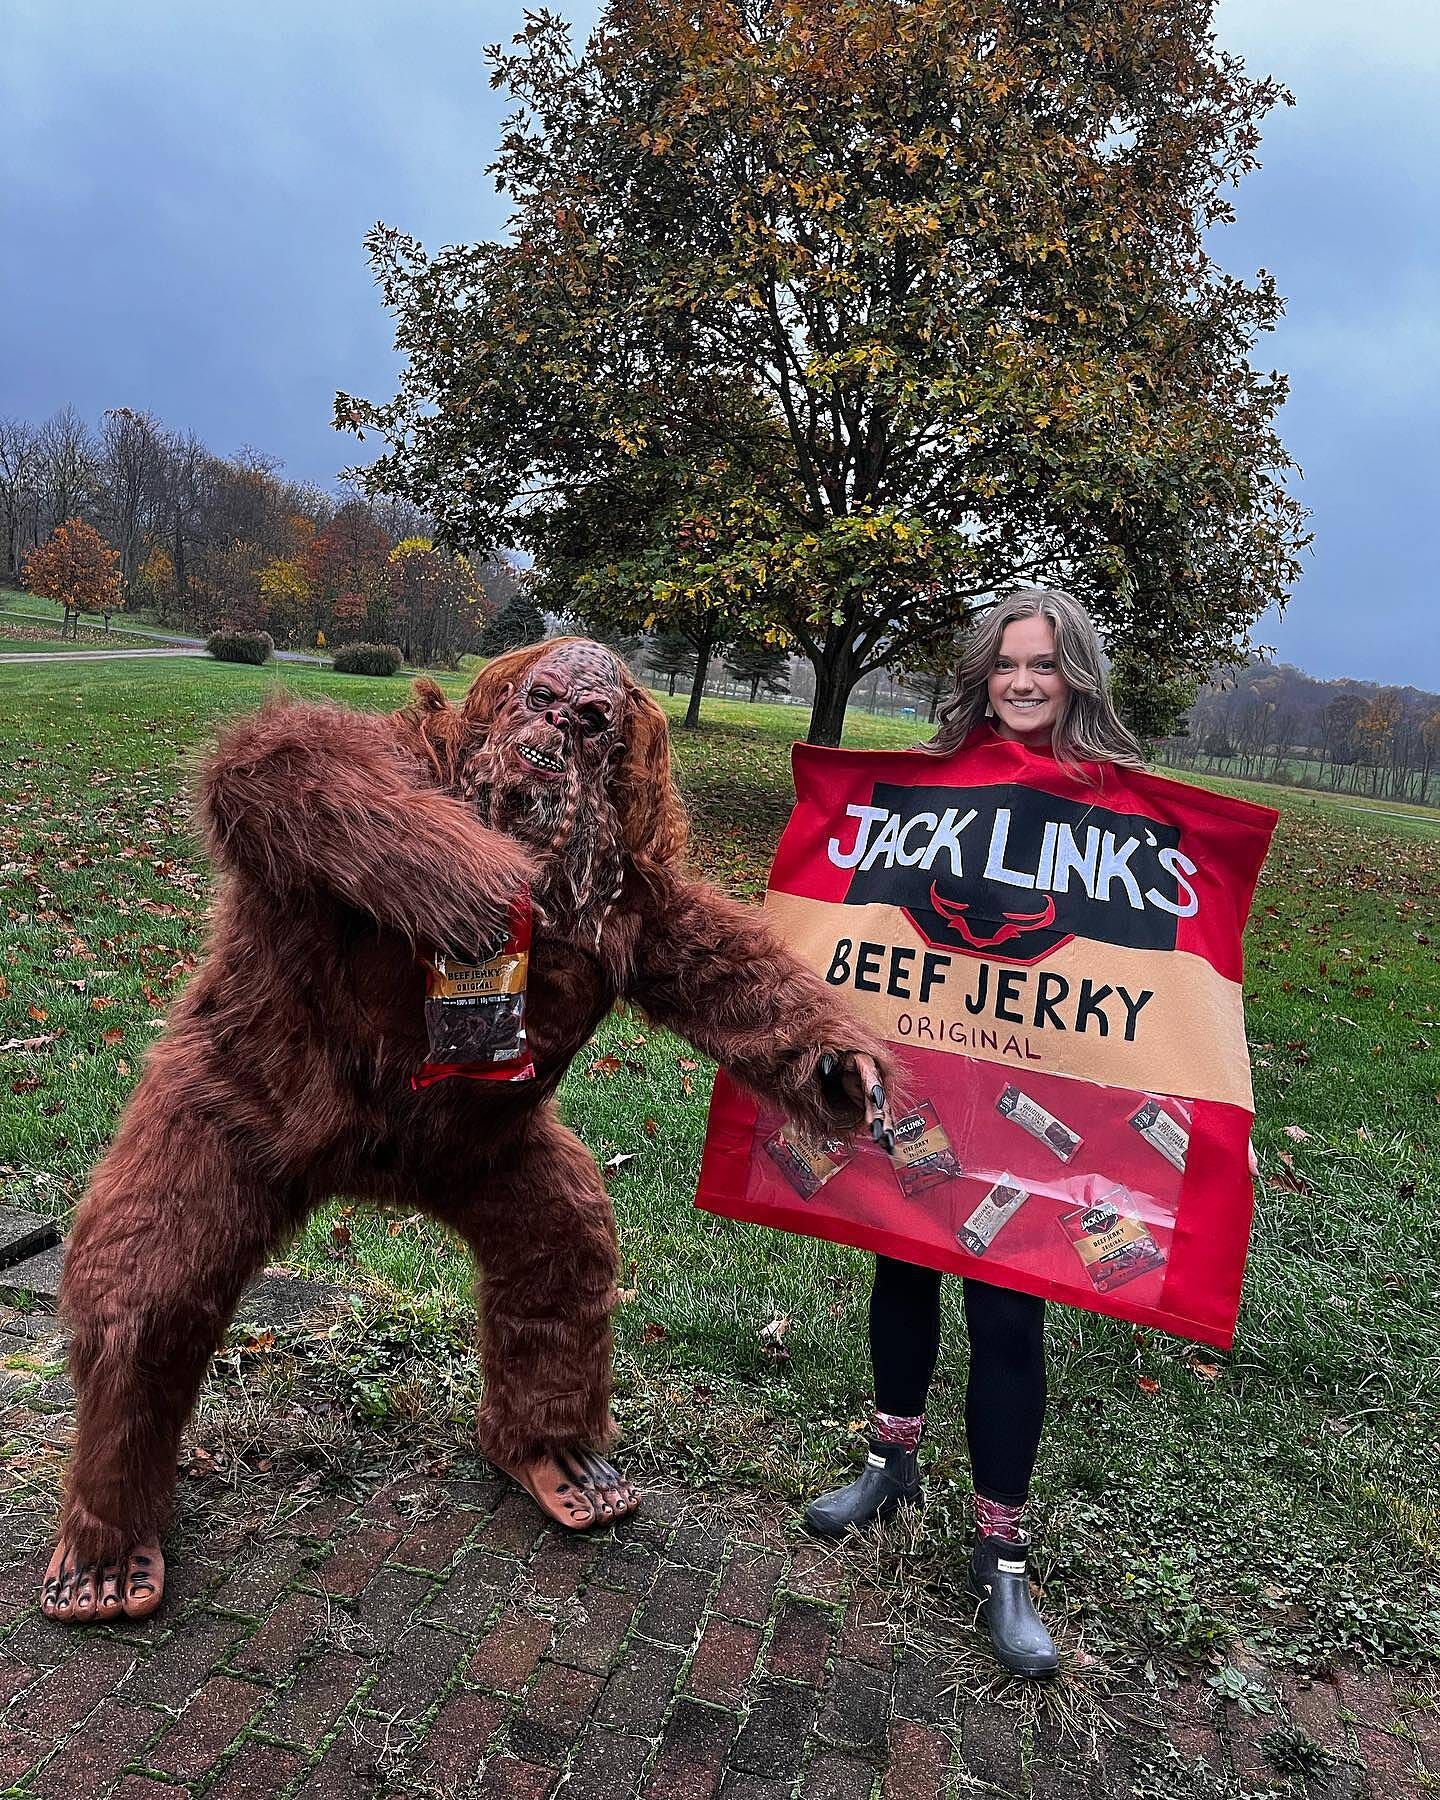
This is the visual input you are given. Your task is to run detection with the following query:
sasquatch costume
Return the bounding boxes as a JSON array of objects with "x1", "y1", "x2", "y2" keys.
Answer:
[{"x1": 42, "y1": 639, "x2": 894, "y2": 1623}]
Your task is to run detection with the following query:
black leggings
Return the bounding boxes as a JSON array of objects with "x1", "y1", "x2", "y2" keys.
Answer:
[{"x1": 870, "y1": 1255, "x2": 1046, "y2": 1507}]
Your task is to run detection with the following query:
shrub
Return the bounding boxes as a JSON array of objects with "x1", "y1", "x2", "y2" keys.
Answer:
[
  {"x1": 332, "y1": 641, "x2": 404, "y2": 677},
  {"x1": 206, "y1": 630, "x2": 274, "y2": 665}
]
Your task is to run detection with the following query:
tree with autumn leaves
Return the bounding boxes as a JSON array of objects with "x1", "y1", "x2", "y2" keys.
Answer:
[
  {"x1": 340, "y1": 0, "x2": 1307, "y2": 743},
  {"x1": 23, "y1": 518, "x2": 123, "y2": 639}
]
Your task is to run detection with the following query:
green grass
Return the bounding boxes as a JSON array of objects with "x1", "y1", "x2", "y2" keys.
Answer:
[{"x1": 2, "y1": 654, "x2": 1438, "y2": 1677}]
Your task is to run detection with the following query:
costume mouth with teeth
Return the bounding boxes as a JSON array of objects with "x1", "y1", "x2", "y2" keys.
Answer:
[{"x1": 461, "y1": 643, "x2": 628, "y2": 940}]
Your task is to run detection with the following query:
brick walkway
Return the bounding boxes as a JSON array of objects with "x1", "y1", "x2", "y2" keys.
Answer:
[{"x1": 0, "y1": 1300, "x2": 1429, "y2": 1799}]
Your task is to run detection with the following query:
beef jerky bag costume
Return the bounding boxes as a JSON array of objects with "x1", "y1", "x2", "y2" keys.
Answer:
[{"x1": 697, "y1": 729, "x2": 1277, "y2": 1349}]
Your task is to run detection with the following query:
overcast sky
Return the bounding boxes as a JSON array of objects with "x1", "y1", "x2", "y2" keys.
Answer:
[{"x1": 2, "y1": 1, "x2": 1434, "y2": 687}]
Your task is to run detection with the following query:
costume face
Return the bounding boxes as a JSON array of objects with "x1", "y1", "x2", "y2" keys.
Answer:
[
  {"x1": 489, "y1": 644, "x2": 624, "y2": 791},
  {"x1": 472, "y1": 642, "x2": 628, "y2": 934}
]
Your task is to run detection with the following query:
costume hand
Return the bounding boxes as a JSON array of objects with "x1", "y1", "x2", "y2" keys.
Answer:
[{"x1": 818, "y1": 1050, "x2": 895, "y2": 1153}]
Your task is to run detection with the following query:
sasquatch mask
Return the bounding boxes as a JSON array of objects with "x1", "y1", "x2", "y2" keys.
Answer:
[{"x1": 465, "y1": 643, "x2": 627, "y2": 940}]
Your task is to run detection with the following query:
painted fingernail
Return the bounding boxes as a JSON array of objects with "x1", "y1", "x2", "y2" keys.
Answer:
[
  {"x1": 871, "y1": 1118, "x2": 884, "y2": 1141},
  {"x1": 820, "y1": 1052, "x2": 836, "y2": 1077},
  {"x1": 885, "y1": 1130, "x2": 896, "y2": 1153},
  {"x1": 870, "y1": 1084, "x2": 884, "y2": 1105}
]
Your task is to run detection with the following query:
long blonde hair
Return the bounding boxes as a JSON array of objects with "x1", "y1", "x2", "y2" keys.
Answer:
[{"x1": 926, "y1": 587, "x2": 1146, "y2": 771}]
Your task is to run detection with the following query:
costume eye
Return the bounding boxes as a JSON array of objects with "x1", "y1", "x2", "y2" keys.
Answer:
[
  {"x1": 579, "y1": 707, "x2": 609, "y2": 735},
  {"x1": 529, "y1": 688, "x2": 553, "y2": 708}
]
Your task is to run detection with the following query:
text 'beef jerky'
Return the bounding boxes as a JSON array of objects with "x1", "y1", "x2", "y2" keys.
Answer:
[
  {"x1": 1058, "y1": 1196, "x2": 1166, "y2": 1294},
  {"x1": 888, "y1": 1101, "x2": 963, "y2": 1196},
  {"x1": 413, "y1": 896, "x2": 536, "y2": 1087},
  {"x1": 996, "y1": 1084, "x2": 1082, "y2": 1162}
]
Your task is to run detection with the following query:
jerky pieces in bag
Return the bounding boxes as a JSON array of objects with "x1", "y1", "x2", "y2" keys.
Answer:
[{"x1": 413, "y1": 895, "x2": 537, "y2": 1087}]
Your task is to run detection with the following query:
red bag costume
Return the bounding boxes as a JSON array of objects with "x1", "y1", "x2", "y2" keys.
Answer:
[{"x1": 697, "y1": 730, "x2": 1277, "y2": 1349}]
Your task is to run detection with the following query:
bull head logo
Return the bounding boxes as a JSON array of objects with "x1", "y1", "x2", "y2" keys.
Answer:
[{"x1": 928, "y1": 882, "x2": 1057, "y2": 951}]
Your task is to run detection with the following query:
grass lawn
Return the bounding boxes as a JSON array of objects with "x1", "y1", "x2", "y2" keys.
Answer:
[{"x1": 2, "y1": 654, "x2": 1438, "y2": 1684}]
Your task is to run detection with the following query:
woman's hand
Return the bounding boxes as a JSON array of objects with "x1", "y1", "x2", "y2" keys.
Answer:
[
  {"x1": 1247, "y1": 1136, "x2": 1259, "y2": 1178},
  {"x1": 818, "y1": 1050, "x2": 896, "y2": 1151}
]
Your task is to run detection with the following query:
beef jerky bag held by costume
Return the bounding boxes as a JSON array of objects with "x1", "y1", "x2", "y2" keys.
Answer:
[{"x1": 414, "y1": 895, "x2": 536, "y2": 1086}]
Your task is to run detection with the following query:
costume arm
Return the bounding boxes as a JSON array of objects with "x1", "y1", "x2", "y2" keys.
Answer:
[
  {"x1": 624, "y1": 875, "x2": 897, "y2": 1138},
  {"x1": 198, "y1": 700, "x2": 532, "y2": 952}
]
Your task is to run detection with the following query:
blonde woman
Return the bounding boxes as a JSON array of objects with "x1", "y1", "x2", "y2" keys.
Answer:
[{"x1": 804, "y1": 588, "x2": 1149, "y2": 1679}]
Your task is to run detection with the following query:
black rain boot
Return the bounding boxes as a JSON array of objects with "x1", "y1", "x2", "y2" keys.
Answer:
[
  {"x1": 803, "y1": 1439, "x2": 921, "y2": 1537},
  {"x1": 966, "y1": 1534, "x2": 1059, "y2": 1678}
]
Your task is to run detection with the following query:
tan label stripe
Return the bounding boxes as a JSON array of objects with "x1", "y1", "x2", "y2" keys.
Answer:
[{"x1": 765, "y1": 891, "x2": 1252, "y2": 1110}]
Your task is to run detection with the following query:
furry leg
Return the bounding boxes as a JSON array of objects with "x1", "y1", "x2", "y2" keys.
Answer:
[
  {"x1": 432, "y1": 1105, "x2": 618, "y2": 1468},
  {"x1": 57, "y1": 1107, "x2": 293, "y2": 1566}
]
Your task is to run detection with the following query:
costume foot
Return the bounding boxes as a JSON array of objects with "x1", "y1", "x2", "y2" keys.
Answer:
[
  {"x1": 41, "y1": 1540, "x2": 165, "y2": 1624},
  {"x1": 500, "y1": 1447, "x2": 641, "y2": 1531}
]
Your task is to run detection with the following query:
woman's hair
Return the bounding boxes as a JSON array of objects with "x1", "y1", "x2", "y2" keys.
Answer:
[{"x1": 926, "y1": 587, "x2": 1147, "y2": 771}]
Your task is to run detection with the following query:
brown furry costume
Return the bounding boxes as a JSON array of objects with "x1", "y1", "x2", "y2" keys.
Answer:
[{"x1": 54, "y1": 639, "x2": 893, "y2": 1572}]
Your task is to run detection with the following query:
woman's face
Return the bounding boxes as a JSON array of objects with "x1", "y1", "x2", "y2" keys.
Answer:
[{"x1": 986, "y1": 614, "x2": 1068, "y2": 743}]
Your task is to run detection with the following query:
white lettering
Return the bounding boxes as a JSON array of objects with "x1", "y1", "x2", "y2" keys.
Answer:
[
  {"x1": 1147, "y1": 847, "x2": 1200, "y2": 918},
  {"x1": 1051, "y1": 824, "x2": 1100, "y2": 896},
  {"x1": 983, "y1": 808, "x2": 1035, "y2": 889},
  {"x1": 860, "y1": 812, "x2": 905, "y2": 871},
  {"x1": 895, "y1": 811, "x2": 938, "y2": 867},
  {"x1": 918, "y1": 806, "x2": 977, "y2": 874},
  {"x1": 1096, "y1": 832, "x2": 1145, "y2": 909},
  {"x1": 827, "y1": 804, "x2": 888, "y2": 868}
]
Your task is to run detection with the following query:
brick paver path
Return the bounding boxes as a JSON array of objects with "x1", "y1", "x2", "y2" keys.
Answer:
[{"x1": 0, "y1": 1300, "x2": 1429, "y2": 1799}]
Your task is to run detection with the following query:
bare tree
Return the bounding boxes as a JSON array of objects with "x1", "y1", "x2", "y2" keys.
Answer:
[
  {"x1": 100, "y1": 408, "x2": 168, "y2": 587},
  {"x1": 0, "y1": 418, "x2": 41, "y2": 583},
  {"x1": 36, "y1": 406, "x2": 101, "y2": 539}
]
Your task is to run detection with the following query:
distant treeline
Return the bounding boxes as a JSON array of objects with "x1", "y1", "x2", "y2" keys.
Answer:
[
  {"x1": 1159, "y1": 657, "x2": 1440, "y2": 806},
  {"x1": 0, "y1": 405, "x2": 527, "y2": 665}
]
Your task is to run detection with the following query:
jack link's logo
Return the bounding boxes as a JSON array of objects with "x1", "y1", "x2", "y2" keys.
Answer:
[{"x1": 826, "y1": 783, "x2": 1197, "y2": 962}]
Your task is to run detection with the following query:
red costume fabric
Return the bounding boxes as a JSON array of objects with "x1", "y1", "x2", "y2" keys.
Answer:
[{"x1": 696, "y1": 730, "x2": 1277, "y2": 1349}]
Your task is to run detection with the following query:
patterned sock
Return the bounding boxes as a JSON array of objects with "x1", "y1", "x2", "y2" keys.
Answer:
[
  {"x1": 874, "y1": 1411, "x2": 924, "y2": 1453},
  {"x1": 973, "y1": 1492, "x2": 1027, "y2": 1543}
]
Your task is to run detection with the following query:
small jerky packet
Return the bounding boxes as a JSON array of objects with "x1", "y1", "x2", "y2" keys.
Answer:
[
  {"x1": 956, "y1": 1174, "x2": 1029, "y2": 1256},
  {"x1": 996, "y1": 1083, "x2": 1082, "y2": 1163},
  {"x1": 1128, "y1": 1098, "x2": 1189, "y2": 1172},
  {"x1": 1057, "y1": 1192, "x2": 1166, "y2": 1294},
  {"x1": 413, "y1": 895, "x2": 536, "y2": 1087},
  {"x1": 764, "y1": 1123, "x2": 855, "y2": 1200},
  {"x1": 888, "y1": 1101, "x2": 963, "y2": 1197}
]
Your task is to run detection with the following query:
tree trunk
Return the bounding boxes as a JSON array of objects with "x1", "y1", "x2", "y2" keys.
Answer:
[
  {"x1": 749, "y1": 677, "x2": 760, "y2": 703},
  {"x1": 806, "y1": 650, "x2": 858, "y2": 746},
  {"x1": 682, "y1": 630, "x2": 714, "y2": 728}
]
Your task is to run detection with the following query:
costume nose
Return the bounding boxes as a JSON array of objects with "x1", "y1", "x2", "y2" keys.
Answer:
[{"x1": 545, "y1": 706, "x2": 567, "y2": 730}]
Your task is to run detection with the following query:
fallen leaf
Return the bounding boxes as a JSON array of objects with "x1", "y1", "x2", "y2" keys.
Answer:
[
  {"x1": 27, "y1": 1005, "x2": 47, "y2": 1022},
  {"x1": 603, "y1": 1152, "x2": 637, "y2": 1173},
  {"x1": 641, "y1": 1321, "x2": 668, "y2": 1343},
  {"x1": 643, "y1": 1117, "x2": 658, "y2": 1137},
  {"x1": 101, "y1": 1027, "x2": 124, "y2": 1045},
  {"x1": 590, "y1": 1054, "x2": 622, "y2": 1078},
  {"x1": 1136, "y1": 1375, "x2": 1160, "y2": 1396},
  {"x1": 1283, "y1": 1125, "x2": 1310, "y2": 1143},
  {"x1": 1191, "y1": 1362, "x2": 1221, "y2": 1381}
]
